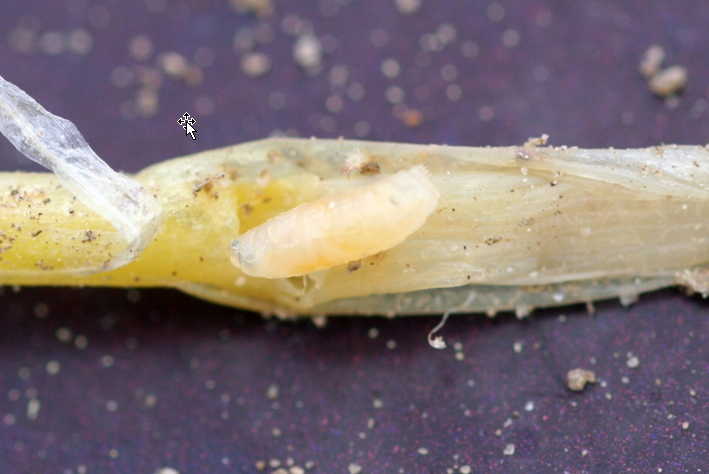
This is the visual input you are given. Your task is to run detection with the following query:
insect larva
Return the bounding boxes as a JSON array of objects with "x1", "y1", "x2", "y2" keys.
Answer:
[{"x1": 229, "y1": 165, "x2": 440, "y2": 279}]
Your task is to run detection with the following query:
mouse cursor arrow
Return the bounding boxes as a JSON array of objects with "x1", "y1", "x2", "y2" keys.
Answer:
[
  {"x1": 185, "y1": 123, "x2": 196, "y2": 140},
  {"x1": 177, "y1": 113, "x2": 197, "y2": 140}
]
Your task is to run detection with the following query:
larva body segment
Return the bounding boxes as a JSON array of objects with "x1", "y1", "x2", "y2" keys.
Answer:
[{"x1": 230, "y1": 165, "x2": 439, "y2": 279}]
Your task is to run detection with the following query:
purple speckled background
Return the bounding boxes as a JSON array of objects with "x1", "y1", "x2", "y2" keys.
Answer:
[{"x1": 1, "y1": 1, "x2": 709, "y2": 472}]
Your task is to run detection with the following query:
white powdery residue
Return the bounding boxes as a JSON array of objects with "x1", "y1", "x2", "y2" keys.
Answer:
[
  {"x1": 648, "y1": 66, "x2": 687, "y2": 97},
  {"x1": 56, "y1": 327, "x2": 72, "y2": 343},
  {"x1": 144, "y1": 394, "x2": 157, "y2": 408},
  {"x1": 101, "y1": 355, "x2": 115, "y2": 368},
  {"x1": 68, "y1": 29, "x2": 93, "y2": 55},
  {"x1": 395, "y1": 0, "x2": 422, "y2": 14},
  {"x1": 128, "y1": 34, "x2": 154, "y2": 61},
  {"x1": 154, "y1": 468, "x2": 180, "y2": 474},
  {"x1": 45, "y1": 360, "x2": 60, "y2": 375},
  {"x1": 381, "y1": 58, "x2": 401, "y2": 78},
  {"x1": 241, "y1": 52, "x2": 272, "y2": 77},
  {"x1": 293, "y1": 34, "x2": 322, "y2": 70},
  {"x1": 75, "y1": 335, "x2": 88, "y2": 349},
  {"x1": 27, "y1": 399, "x2": 40, "y2": 420},
  {"x1": 627, "y1": 356, "x2": 640, "y2": 369}
]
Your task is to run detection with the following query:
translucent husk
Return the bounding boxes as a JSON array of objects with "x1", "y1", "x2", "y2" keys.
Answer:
[
  {"x1": 2, "y1": 136, "x2": 709, "y2": 317},
  {"x1": 0, "y1": 75, "x2": 162, "y2": 274}
]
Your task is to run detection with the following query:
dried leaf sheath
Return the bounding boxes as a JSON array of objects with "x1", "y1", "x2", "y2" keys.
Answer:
[{"x1": 2, "y1": 138, "x2": 709, "y2": 317}]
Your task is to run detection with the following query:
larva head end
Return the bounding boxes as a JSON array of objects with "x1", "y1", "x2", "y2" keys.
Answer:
[
  {"x1": 229, "y1": 239, "x2": 245, "y2": 269},
  {"x1": 229, "y1": 238, "x2": 261, "y2": 276}
]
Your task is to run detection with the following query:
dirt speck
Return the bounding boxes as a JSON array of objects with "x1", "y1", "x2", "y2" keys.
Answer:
[
  {"x1": 626, "y1": 355, "x2": 640, "y2": 369},
  {"x1": 639, "y1": 45, "x2": 665, "y2": 78},
  {"x1": 648, "y1": 65, "x2": 687, "y2": 97},
  {"x1": 347, "y1": 260, "x2": 362, "y2": 273},
  {"x1": 567, "y1": 368, "x2": 597, "y2": 392}
]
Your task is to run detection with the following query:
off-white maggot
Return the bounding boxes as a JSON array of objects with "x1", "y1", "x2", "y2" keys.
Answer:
[
  {"x1": 230, "y1": 165, "x2": 439, "y2": 279},
  {"x1": 2, "y1": 75, "x2": 709, "y2": 318}
]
